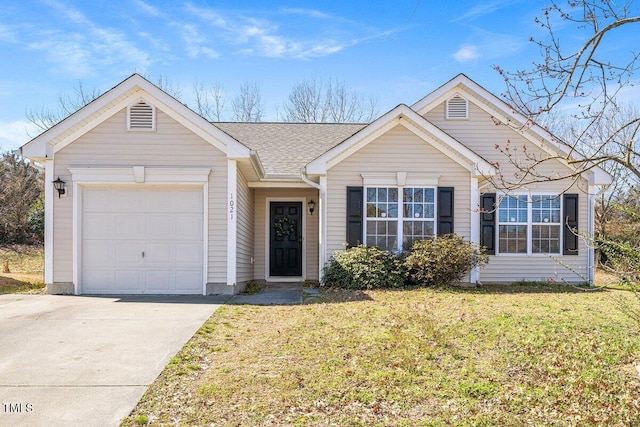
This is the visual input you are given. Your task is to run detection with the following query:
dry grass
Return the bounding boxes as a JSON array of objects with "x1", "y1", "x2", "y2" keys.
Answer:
[
  {"x1": 0, "y1": 244, "x2": 45, "y2": 294},
  {"x1": 123, "y1": 283, "x2": 640, "y2": 426}
]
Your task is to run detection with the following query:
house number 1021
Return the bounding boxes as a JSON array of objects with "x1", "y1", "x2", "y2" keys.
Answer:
[{"x1": 229, "y1": 193, "x2": 235, "y2": 220}]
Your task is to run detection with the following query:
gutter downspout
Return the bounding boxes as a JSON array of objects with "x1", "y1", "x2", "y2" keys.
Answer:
[
  {"x1": 587, "y1": 182, "x2": 608, "y2": 285},
  {"x1": 300, "y1": 168, "x2": 324, "y2": 283}
]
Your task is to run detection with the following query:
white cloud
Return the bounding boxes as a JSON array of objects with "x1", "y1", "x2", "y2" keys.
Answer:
[
  {"x1": 0, "y1": 120, "x2": 39, "y2": 153},
  {"x1": 182, "y1": 4, "x2": 390, "y2": 60},
  {"x1": 280, "y1": 8, "x2": 334, "y2": 19},
  {"x1": 453, "y1": 45, "x2": 480, "y2": 62},
  {"x1": 451, "y1": 0, "x2": 513, "y2": 23},
  {"x1": 28, "y1": 1, "x2": 153, "y2": 77},
  {"x1": 0, "y1": 24, "x2": 16, "y2": 42},
  {"x1": 173, "y1": 23, "x2": 219, "y2": 59},
  {"x1": 134, "y1": 0, "x2": 163, "y2": 18}
]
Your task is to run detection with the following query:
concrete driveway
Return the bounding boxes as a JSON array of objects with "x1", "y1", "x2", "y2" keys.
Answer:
[{"x1": 0, "y1": 294, "x2": 226, "y2": 427}]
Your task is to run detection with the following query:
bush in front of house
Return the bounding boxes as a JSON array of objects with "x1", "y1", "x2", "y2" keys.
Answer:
[
  {"x1": 405, "y1": 234, "x2": 488, "y2": 287},
  {"x1": 322, "y1": 244, "x2": 407, "y2": 289}
]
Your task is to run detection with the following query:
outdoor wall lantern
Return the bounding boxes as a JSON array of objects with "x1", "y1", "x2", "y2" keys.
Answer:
[
  {"x1": 307, "y1": 199, "x2": 316, "y2": 215},
  {"x1": 53, "y1": 177, "x2": 66, "y2": 198}
]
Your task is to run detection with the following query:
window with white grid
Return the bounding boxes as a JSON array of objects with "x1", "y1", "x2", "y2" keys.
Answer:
[
  {"x1": 531, "y1": 195, "x2": 561, "y2": 253},
  {"x1": 402, "y1": 187, "x2": 435, "y2": 248},
  {"x1": 365, "y1": 186, "x2": 436, "y2": 251},
  {"x1": 497, "y1": 194, "x2": 561, "y2": 255}
]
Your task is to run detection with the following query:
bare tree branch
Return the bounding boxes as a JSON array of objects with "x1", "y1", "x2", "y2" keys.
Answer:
[
  {"x1": 231, "y1": 82, "x2": 263, "y2": 122},
  {"x1": 491, "y1": 0, "x2": 640, "y2": 190},
  {"x1": 280, "y1": 77, "x2": 378, "y2": 123}
]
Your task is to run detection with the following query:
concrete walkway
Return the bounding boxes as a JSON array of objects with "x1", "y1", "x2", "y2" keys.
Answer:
[
  {"x1": 228, "y1": 282, "x2": 320, "y2": 305},
  {"x1": 0, "y1": 294, "x2": 225, "y2": 427}
]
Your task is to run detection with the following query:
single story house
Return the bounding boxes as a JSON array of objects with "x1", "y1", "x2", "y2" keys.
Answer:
[{"x1": 20, "y1": 73, "x2": 611, "y2": 295}]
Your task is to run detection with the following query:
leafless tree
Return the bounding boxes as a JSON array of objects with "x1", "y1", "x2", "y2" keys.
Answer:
[
  {"x1": 0, "y1": 152, "x2": 43, "y2": 244},
  {"x1": 26, "y1": 81, "x2": 102, "y2": 135},
  {"x1": 193, "y1": 81, "x2": 226, "y2": 121},
  {"x1": 492, "y1": 0, "x2": 640, "y2": 189},
  {"x1": 543, "y1": 104, "x2": 640, "y2": 237},
  {"x1": 231, "y1": 82, "x2": 263, "y2": 122},
  {"x1": 279, "y1": 77, "x2": 378, "y2": 123},
  {"x1": 152, "y1": 74, "x2": 183, "y2": 100}
]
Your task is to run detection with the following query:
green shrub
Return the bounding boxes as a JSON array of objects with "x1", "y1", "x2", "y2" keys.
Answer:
[
  {"x1": 405, "y1": 234, "x2": 488, "y2": 286},
  {"x1": 322, "y1": 245, "x2": 407, "y2": 289}
]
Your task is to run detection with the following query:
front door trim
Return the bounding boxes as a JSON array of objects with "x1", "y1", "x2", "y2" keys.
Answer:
[{"x1": 265, "y1": 197, "x2": 306, "y2": 282}]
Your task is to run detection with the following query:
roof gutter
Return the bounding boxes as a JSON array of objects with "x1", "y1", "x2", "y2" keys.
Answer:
[{"x1": 300, "y1": 167, "x2": 321, "y2": 190}]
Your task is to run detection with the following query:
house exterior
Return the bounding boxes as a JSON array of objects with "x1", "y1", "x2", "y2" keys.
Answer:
[{"x1": 20, "y1": 74, "x2": 611, "y2": 295}]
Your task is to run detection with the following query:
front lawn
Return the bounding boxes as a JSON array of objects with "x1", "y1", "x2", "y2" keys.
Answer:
[
  {"x1": 0, "y1": 244, "x2": 45, "y2": 294},
  {"x1": 123, "y1": 283, "x2": 640, "y2": 426}
]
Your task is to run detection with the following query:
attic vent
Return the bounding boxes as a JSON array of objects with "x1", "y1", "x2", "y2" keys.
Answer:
[
  {"x1": 127, "y1": 101, "x2": 155, "y2": 130},
  {"x1": 446, "y1": 95, "x2": 468, "y2": 119}
]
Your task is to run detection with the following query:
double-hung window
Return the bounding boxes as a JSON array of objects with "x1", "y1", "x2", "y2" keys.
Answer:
[
  {"x1": 365, "y1": 187, "x2": 436, "y2": 251},
  {"x1": 497, "y1": 194, "x2": 561, "y2": 254}
]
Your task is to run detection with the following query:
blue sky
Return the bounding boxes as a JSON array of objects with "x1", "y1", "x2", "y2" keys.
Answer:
[{"x1": 0, "y1": 0, "x2": 635, "y2": 152}]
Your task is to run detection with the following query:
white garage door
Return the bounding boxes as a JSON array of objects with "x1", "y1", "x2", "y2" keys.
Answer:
[{"x1": 81, "y1": 186, "x2": 204, "y2": 294}]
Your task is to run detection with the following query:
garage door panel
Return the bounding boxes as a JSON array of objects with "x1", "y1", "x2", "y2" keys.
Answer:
[
  {"x1": 176, "y1": 270, "x2": 203, "y2": 292},
  {"x1": 115, "y1": 190, "x2": 146, "y2": 212},
  {"x1": 176, "y1": 215, "x2": 203, "y2": 238},
  {"x1": 114, "y1": 215, "x2": 145, "y2": 240},
  {"x1": 83, "y1": 214, "x2": 112, "y2": 239},
  {"x1": 146, "y1": 190, "x2": 174, "y2": 211},
  {"x1": 144, "y1": 242, "x2": 174, "y2": 265},
  {"x1": 83, "y1": 269, "x2": 114, "y2": 292},
  {"x1": 114, "y1": 270, "x2": 144, "y2": 291},
  {"x1": 114, "y1": 243, "x2": 144, "y2": 266},
  {"x1": 175, "y1": 191, "x2": 202, "y2": 211},
  {"x1": 84, "y1": 190, "x2": 113, "y2": 212},
  {"x1": 82, "y1": 186, "x2": 204, "y2": 295},
  {"x1": 176, "y1": 243, "x2": 202, "y2": 265},
  {"x1": 145, "y1": 270, "x2": 174, "y2": 292},
  {"x1": 146, "y1": 215, "x2": 175, "y2": 238},
  {"x1": 83, "y1": 241, "x2": 112, "y2": 268}
]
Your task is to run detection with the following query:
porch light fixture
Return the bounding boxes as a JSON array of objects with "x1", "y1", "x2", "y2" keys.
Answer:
[
  {"x1": 307, "y1": 199, "x2": 316, "y2": 215},
  {"x1": 53, "y1": 177, "x2": 66, "y2": 198}
]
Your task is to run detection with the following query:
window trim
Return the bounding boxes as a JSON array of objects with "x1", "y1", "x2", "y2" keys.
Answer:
[
  {"x1": 496, "y1": 192, "x2": 563, "y2": 256},
  {"x1": 364, "y1": 185, "x2": 437, "y2": 252}
]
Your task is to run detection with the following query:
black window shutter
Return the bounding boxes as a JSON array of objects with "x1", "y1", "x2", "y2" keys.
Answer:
[
  {"x1": 346, "y1": 187, "x2": 363, "y2": 248},
  {"x1": 563, "y1": 193, "x2": 579, "y2": 255},
  {"x1": 480, "y1": 193, "x2": 496, "y2": 255},
  {"x1": 437, "y1": 187, "x2": 454, "y2": 235}
]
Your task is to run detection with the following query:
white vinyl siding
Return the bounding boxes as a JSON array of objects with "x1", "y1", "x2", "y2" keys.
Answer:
[
  {"x1": 423, "y1": 99, "x2": 589, "y2": 282},
  {"x1": 236, "y1": 170, "x2": 255, "y2": 283},
  {"x1": 53, "y1": 107, "x2": 228, "y2": 286},
  {"x1": 326, "y1": 124, "x2": 471, "y2": 261}
]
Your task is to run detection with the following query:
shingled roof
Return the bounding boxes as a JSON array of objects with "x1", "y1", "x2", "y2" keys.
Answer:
[{"x1": 214, "y1": 122, "x2": 366, "y2": 176}]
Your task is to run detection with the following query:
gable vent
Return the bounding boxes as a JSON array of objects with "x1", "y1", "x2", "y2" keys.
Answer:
[
  {"x1": 446, "y1": 95, "x2": 468, "y2": 119},
  {"x1": 128, "y1": 101, "x2": 155, "y2": 130}
]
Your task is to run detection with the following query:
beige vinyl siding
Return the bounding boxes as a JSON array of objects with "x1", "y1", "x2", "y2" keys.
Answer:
[
  {"x1": 326, "y1": 124, "x2": 471, "y2": 260},
  {"x1": 253, "y1": 188, "x2": 319, "y2": 281},
  {"x1": 236, "y1": 170, "x2": 254, "y2": 283},
  {"x1": 424, "y1": 99, "x2": 589, "y2": 283},
  {"x1": 424, "y1": 100, "x2": 575, "y2": 186},
  {"x1": 53, "y1": 107, "x2": 228, "y2": 284}
]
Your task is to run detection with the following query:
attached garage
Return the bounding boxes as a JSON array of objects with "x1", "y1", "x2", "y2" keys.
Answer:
[{"x1": 80, "y1": 186, "x2": 205, "y2": 294}]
